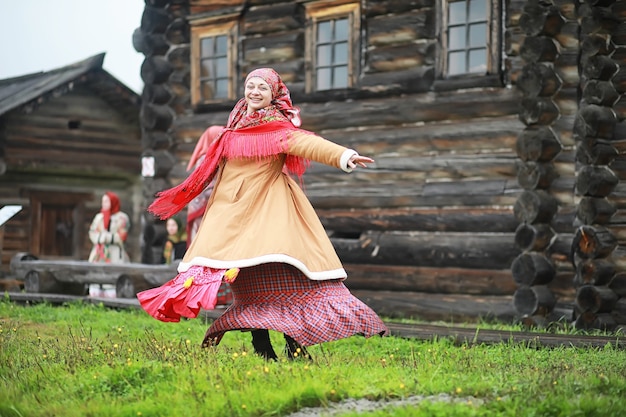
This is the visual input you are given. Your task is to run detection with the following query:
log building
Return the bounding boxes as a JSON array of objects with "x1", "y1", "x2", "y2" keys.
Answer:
[
  {"x1": 133, "y1": 0, "x2": 626, "y2": 328},
  {"x1": 0, "y1": 54, "x2": 142, "y2": 270}
]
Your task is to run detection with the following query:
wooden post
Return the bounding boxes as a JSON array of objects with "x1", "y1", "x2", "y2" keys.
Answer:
[
  {"x1": 519, "y1": 97, "x2": 560, "y2": 125},
  {"x1": 519, "y1": 2, "x2": 564, "y2": 37},
  {"x1": 575, "y1": 165, "x2": 619, "y2": 197},
  {"x1": 574, "y1": 104, "x2": 618, "y2": 139},
  {"x1": 143, "y1": 83, "x2": 172, "y2": 105},
  {"x1": 511, "y1": 252, "x2": 556, "y2": 286},
  {"x1": 572, "y1": 2, "x2": 623, "y2": 331},
  {"x1": 141, "y1": 5, "x2": 171, "y2": 34},
  {"x1": 611, "y1": 298, "x2": 626, "y2": 324},
  {"x1": 514, "y1": 190, "x2": 559, "y2": 224},
  {"x1": 519, "y1": 36, "x2": 560, "y2": 63},
  {"x1": 576, "y1": 196, "x2": 616, "y2": 224},
  {"x1": 572, "y1": 225, "x2": 618, "y2": 259},
  {"x1": 140, "y1": 56, "x2": 173, "y2": 85},
  {"x1": 513, "y1": 285, "x2": 557, "y2": 316},
  {"x1": 136, "y1": 1, "x2": 180, "y2": 265},
  {"x1": 576, "y1": 285, "x2": 618, "y2": 313},
  {"x1": 116, "y1": 274, "x2": 153, "y2": 298},
  {"x1": 609, "y1": 273, "x2": 626, "y2": 297},
  {"x1": 23, "y1": 270, "x2": 87, "y2": 296},
  {"x1": 517, "y1": 63, "x2": 563, "y2": 97},
  {"x1": 582, "y1": 79, "x2": 620, "y2": 106},
  {"x1": 514, "y1": 223, "x2": 555, "y2": 252},
  {"x1": 582, "y1": 55, "x2": 620, "y2": 81},
  {"x1": 574, "y1": 310, "x2": 617, "y2": 331},
  {"x1": 575, "y1": 258, "x2": 616, "y2": 286},
  {"x1": 515, "y1": 126, "x2": 563, "y2": 162},
  {"x1": 576, "y1": 140, "x2": 618, "y2": 165},
  {"x1": 516, "y1": 161, "x2": 558, "y2": 189},
  {"x1": 140, "y1": 103, "x2": 174, "y2": 132},
  {"x1": 513, "y1": 8, "x2": 568, "y2": 322}
]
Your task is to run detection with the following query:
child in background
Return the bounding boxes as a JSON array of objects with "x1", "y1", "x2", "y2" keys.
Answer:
[{"x1": 162, "y1": 217, "x2": 187, "y2": 265}]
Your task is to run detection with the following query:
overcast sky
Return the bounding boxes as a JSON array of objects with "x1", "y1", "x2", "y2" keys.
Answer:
[{"x1": 0, "y1": 0, "x2": 145, "y2": 93}]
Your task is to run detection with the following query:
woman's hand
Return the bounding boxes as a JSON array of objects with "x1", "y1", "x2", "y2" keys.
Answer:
[{"x1": 348, "y1": 154, "x2": 375, "y2": 169}]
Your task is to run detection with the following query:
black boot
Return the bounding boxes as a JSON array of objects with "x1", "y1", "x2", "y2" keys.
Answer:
[
  {"x1": 251, "y1": 329, "x2": 277, "y2": 361},
  {"x1": 284, "y1": 334, "x2": 312, "y2": 360}
]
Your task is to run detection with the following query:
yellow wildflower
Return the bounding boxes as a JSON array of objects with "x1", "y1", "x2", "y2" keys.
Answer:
[
  {"x1": 224, "y1": 268, "x2": 240, "y2": 283},
  {"x1": 183, "y1": 276, "x2": 194, "y2": 288}
]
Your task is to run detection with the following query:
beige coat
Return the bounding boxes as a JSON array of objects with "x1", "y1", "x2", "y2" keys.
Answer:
[{"x1": 179, "y1": 131, "x2": 357, "y2": 280}]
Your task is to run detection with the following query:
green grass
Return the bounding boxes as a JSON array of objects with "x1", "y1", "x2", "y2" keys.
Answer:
[{"x1": 1, "y1": 299, "x2": 625, "y2": 416}]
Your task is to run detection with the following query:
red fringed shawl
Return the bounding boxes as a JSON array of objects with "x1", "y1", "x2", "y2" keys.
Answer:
[{"x1": 148, "y1": 120, "x2": 310, "y2": 219}]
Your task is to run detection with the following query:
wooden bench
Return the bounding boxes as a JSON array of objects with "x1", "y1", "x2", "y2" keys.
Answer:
[{"x1": 10, "y1": 252, "x2": 176, "y2": 298}]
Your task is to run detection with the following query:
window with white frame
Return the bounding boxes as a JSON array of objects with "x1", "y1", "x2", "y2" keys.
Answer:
[
  {"x1": 190, "y1": 18, "x2": 238, "y2": 105},
  {"x1": 305, "y1": 2, "x2": 360, "y2": 92},
  {"x1": 443, "y1": 0, "x2": 499, "y2": 77}
]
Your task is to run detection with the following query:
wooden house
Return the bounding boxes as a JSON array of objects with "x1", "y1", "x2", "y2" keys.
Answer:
[
  {"x1": 133, "y1": 0, "x2": 626, "y2": 328},
  {"x1": 0, "y1": 53, "x2": 142, "y2": 272}
]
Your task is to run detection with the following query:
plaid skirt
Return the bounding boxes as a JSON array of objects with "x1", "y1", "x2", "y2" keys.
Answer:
[{"x1": 203, "y1": 263, "x2": 388, "y2": 347}]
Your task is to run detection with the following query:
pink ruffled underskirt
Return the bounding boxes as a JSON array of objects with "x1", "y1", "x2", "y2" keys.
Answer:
[{"x1": 137, "y1": 266, "x2": 229, "y2": 322}]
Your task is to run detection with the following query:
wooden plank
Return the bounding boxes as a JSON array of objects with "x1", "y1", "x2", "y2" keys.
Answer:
[
  {"x1": 10, "y1": 258, "x2": 176, "y2": 286},
  {"x1": 10, "y1": 89, "x2": 136, "y2": 125},
  {"x1": 332, "y1": 231, "x2": 519, "y2": 269},
  {"x1": 304, "y1": 154, "x2": 517, "y2": 184},
  {"x1": 189, "y1": 0, "x2": 246, "y2": 14},
  {"x1": 5, "y1": 149, "x2": 140, "y2": 170},
  {"x1": 317, "y1": 207, "x2": 519, "y2": 233},
  {"x1": 343, "y1": 264, "x2": 517, "y2": 295},
  {"x1": 367, "y1": 9, "x2": 433, "y2": 46},
  {"x1": 364, "y1": 1, "x2": 429, "y2": 17},
  {"x1": 297, "y1": 89, "x2": 521, "y2": 131},
  {"x1": 304, "y1": 179, "x2": 523, "y2": 209},
  {"x1": 353, "y1": 289, "x2": 518, "y2": 321},
  {"x1": 242, "y1": 3, "x2": 302, "y2": 34},
  {"x1": 6, "y1": 114, "x2": 139, "y2": 135},
  {"x1": 6, "y1": 126, "x2": 141, "y2": 148},
  {"x1": 368, "y1": 43, "x2": 432, "y2": 73},
  {"x1": 243, "y1": 32, "x2": 303, "y2": 64}
]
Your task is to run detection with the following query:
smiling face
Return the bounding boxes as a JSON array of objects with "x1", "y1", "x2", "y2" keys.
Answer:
[{"x1": 244, "y1": 77, "x2": 273, "y2": 114}]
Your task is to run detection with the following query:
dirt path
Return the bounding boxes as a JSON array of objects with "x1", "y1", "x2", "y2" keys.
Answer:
[{"x1": 287, "y1": 394, "x2": 484, "y2": 416}]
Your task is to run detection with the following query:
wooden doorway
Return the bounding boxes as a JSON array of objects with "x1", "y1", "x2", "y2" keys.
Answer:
[{"x1": 28, "y1": 191, "x2": 92, "y2": 259}]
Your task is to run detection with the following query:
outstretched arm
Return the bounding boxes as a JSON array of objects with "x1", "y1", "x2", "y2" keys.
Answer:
[{"x1": 287, "y1": 131, "x2": 374, "y2": 172}]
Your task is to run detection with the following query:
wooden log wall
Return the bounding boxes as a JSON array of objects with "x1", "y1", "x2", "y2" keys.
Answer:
[
  {"x1": 571, "y1": 0, "x2": 626, "y2": 331},
  {"x1": 133, "y1": 2, "x2": 188, "y2": 263},
  {"x1": 133, "y1": 0, "x2": 599, "y2": 322},
  {"x1": 511, "y1": 0, "x2": 575, "y2": 326},
  {"x1": 0, "y1": 87, "x2": 142, "y2": 266}
]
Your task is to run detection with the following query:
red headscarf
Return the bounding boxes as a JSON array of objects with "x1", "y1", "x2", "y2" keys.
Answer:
[
  {"x1": 102, "y1": 191, "x2": 121, "y2": 230},
  {"x1": 227, "y1": 68, "x2": 302, "y2": 129},
  {"x1": 149, "y1": 68, "x2": 311, "y2": 220}
]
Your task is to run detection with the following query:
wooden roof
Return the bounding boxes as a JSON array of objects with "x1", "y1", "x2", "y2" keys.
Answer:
[{"x1": 0, "y1": 53, "x2": 140, "y2": 121}]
